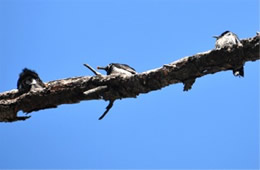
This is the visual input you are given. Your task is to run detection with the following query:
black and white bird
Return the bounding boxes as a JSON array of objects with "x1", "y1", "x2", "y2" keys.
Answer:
[
  {"x1": 213, "y1": 31, "x2": 244, "y2": 77},
  {"x1": 17, "y1": 68, "x2": 45, "y2": 93},
  {"x1": 96, "y1": 63, "x2": 137, "y2": 120},
  {"x1": 213, "y1": 31, "x2": 242, "y2": 49},
  {"x1": 97, "y1": 63, "x2": 137, "y2": 76}
]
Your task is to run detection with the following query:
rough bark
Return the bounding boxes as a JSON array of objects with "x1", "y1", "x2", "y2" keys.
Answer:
[{"x1": 0, "y1": 35, "x2": 259, "y2": 122}]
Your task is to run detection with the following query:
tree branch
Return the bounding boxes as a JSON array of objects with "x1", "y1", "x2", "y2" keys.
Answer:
[{"x1": 0, "y1": 35, "x2": 259, "y2": 122}]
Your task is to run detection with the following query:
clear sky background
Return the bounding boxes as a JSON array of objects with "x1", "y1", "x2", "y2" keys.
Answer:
[{"x1": 0, "y1": 0, "x2": 259, "y2": 169}]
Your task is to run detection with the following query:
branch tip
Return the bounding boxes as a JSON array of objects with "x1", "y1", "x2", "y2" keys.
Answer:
[
  {"x1": 99, "y1": 100, "x2": 115, "y2": 120},
  {"x1": 83, "y1": 64, "x2": 102, "y2": 76}
]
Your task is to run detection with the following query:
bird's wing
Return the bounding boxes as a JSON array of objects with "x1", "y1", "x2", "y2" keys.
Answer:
[
  {"x1": 220, "y1": 30, "x2": 230, "y2": 37},
  {"x1": 113, "y1": 63, "x2": 137, "y2": 74},
  {"x1": 233, "y1": 33, "x2": 242, "y2": 46}
]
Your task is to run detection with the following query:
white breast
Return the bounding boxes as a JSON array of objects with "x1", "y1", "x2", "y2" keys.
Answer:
[
  {"x1": 31, "y1": 79, "x2": 44, "y2": 90},
  {"x1": 111, "y1": 66, "x2": 133, "y2": 76}
]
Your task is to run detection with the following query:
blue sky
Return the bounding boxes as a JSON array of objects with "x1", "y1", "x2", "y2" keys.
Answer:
[{"x1": 0, "y1": 0, "x2": 259, "y2": 169}]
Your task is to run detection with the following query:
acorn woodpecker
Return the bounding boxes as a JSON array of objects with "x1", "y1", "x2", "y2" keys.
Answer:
[
  {"x1": 17, "y1": 68, "x2": 45, "y2": 93},
  {"x1": 213, "y1": 31, "x2": 244, "y2": 77},
  {"x1": 97, "y1": 63, "x2": 137, "y2": 76}
]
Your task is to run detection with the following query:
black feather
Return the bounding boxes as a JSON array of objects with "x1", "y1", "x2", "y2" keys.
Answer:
[
  {"x1": 98, "y1": 63, "x2": 137, "y2": 75},
  {"x1": 219, "y1": 30, "x2": 230, "y2": 37},
  {"x1": 111, "y1": 63, "x2": 136, "y2": 73},
  {"x1": 17, "y1": 68, "x2": 45, "y2": 92}
]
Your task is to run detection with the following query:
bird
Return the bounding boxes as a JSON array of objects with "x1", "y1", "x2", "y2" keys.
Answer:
[
  {"x1": 96, "y1": 63, "x2": 137, "y2": 120},
  {"x1": 97, "y1": 63, "x2": 137, "y2": 76},
  {"x1": 213, "y1": 31, "x2": 244, "y2": 77},
  {"x1": 17, "y1": 68, "x2": 45, "y2": 93},
  {"x1": 213, "y1": 31, "x2": 242, "y2": 49}
]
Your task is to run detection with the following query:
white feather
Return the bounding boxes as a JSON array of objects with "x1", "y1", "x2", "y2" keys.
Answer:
[{"x1": 111, "y1": 66, "x2": 133, "y2": 76}]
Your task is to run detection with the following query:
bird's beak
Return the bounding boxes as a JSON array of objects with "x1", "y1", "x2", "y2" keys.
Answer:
[
  {"x1": 213, "y1": 35, "x2": 218, "y2": 39},
  {"x1": 97, "y1": 66, "x2": 106, "y2": 70}
]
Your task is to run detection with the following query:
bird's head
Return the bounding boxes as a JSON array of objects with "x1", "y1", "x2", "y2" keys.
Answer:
[
  {"x1": 17, "y1": 68, "x2": 44, "y2": 91},
  {"x1": 97, "y1": 64, "x2": 114, "y2": 75},
  {"x1": 97, "y1": 65, "x2": 109, "y2": 71},
  {"x1": 213, "y1": 30, "x2": 231, "y2": 39}
]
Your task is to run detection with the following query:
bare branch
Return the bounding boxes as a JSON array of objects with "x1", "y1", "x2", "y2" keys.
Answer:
[
  {"x1": 83, "y1": 64, "x2": 102, "y2": 76},
  {"x1": 0, "y1": 35, "x2": 259, "y2": 122},
  {"x1": 83, "y1": 85, "x2": 108, "y2": 97},
  {"x1": 98, "y1": 100, "x2": 115, "y2": 120}
]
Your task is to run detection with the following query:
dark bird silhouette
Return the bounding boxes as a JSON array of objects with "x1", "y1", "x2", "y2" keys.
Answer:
[
  {"x1": 213, "y1": 31, "x2": 244, "y2": 77},
  {"x1": 96, "y1": 63, "x2": 137, "y2": 120},
  {"x1": 17, "y1": 68, "x2": 45, "y2": 93}
]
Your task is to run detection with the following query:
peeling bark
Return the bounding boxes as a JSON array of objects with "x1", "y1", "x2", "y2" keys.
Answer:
[{"x1": 0, "y1": 35, "x2": 259, "y2": 122}]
